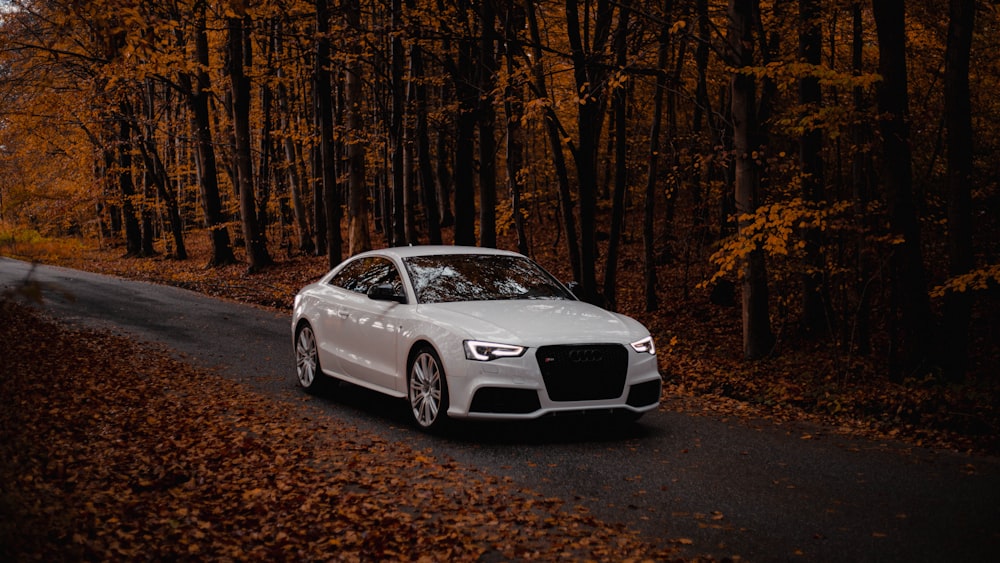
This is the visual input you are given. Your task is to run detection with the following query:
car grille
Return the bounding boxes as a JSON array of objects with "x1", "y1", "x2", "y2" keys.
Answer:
[{"x1": 535, "y1": 344, "x2": 628, "y2": 401}]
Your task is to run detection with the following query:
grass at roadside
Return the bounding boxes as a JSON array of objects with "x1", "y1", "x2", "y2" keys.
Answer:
[{"x1": 0, "y1": 301, "x2": 690, "y2": 561}]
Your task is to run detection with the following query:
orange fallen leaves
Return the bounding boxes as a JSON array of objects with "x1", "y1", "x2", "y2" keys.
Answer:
[{"x1": 0, "y1": 302, "x2": 687, "y2": 561}]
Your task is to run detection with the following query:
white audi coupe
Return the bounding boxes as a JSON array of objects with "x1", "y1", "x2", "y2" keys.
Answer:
[{"x1": 292, "y1": 246, "x2": 661, "y2": 431}]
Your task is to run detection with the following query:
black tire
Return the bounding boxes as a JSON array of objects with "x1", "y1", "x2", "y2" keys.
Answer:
[
  {"x1": 407, "y1": 345, "x2": 450, "y2": 431},
  {"x1": 295, "y1": 322, "x2": 330, "y2": 394}
]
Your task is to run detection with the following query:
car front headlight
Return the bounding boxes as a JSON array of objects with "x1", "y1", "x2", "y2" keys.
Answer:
[
  {"x1": 630, "y1": 336, "x2": 656, "y2": 355},
  {"x1": 464, "y1": 340, "x2": 526, "y2": 361}
]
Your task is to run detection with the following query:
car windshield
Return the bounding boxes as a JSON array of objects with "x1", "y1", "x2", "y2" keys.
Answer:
[{"x1": 404, "y1": 254, "x2": 574, "y2": 304}]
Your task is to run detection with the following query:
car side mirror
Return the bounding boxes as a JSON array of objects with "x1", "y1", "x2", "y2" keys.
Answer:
[
  {"x1": 565, "y1": 281, "x2": 581, "y2": 298},
  {"x1": 367, "y1": 283, "x2": 407, "y2": 304}
]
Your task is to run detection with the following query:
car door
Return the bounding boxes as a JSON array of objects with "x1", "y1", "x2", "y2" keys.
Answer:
[
  {"x1": 330, "y1": 256, "x2": 404, "y2": 393},
  {"x1": 316, "y1": 258, "x2": 372, "y2": 377}
]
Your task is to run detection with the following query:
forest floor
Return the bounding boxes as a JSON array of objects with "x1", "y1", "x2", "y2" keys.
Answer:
[
  {"x1": 3, "y1": 227, "x2": 998, "y2": 459},
  {"x1": 1, "y1": 300, "x2": 695, "y2": 561}
]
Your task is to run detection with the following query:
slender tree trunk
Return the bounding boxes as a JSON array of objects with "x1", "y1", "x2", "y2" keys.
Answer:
[
  {"x1": 139, "y1": 83, "x2": 186, "y2": 259},
  {"x1": 403, "y1": 114, "x2": 418, "y2": 243},
  {"x1": 409, "y1": 41, "x2": 443, "y2": 244},
  {"x1": 850, "y1": 1, "x2": 873, "y2": 355},
  {"x1": 390, "y1": 0, "x2": 407, "y2": 247},
  {"x1": 503, "y1": 3, "x2": 527, "y2": 255},
  {"x1": 644, "y1": 0, "x2": 672, "y2": 313},
  {"x1": 116, "y1": 105, "x2": 142, "y2": 256},
  {"x1": 477, "y1": 0, "x2": 499, "y2": 249},
  {"x1": 315, "y1": 0, "x2": 341, "y2": 266},
  {"x1": 276, "y1": 52, "x2": 314, "y2": 253},
  {"x1": 526, "y1": 0, "x2": 580, "y2": 282},
  {"x1": 228, "y1": 14, "x2": 271, "y2": 272},
  {"x1": 872, "y1": 0, "x2": 933, "y2": 381},
  {"x1": 693, "y1": 0, "x2": 710, "y2": 136},
  {"x1": 729, "y1": 0, "x2": 774, "y2": 359},
  {"x1": 257, "y1": 20, "x2": 277, "y2": 250},
  {"x1": 435, "y1": 117, "x2": 455, "y2": 229},
  {"x1": 603, "y1": 0, "x2": 630, "y2": 312},
  {"x1": 800, "y1": 0, "x2": 827, "y2": 335},
  {"x1": 183, "y1": 20, "x2": 236, "y2": 269},
  {"x1": 565, "y1": 0, "x2": 614, "y2": 306},
  {"x1": 344, "y1": 0, "x2": 371, "y2": 255},
  {"x1": 453, "y1": 0, "x2": 477, "y2": 247},
  {"x1": 943, "y1": 0, "x2": 975, "y2": 381}
]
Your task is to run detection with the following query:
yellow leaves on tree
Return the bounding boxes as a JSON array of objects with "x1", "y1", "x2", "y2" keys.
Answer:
[{"x1": 703, "y1": 198, "x2": 852, "y2": 287}]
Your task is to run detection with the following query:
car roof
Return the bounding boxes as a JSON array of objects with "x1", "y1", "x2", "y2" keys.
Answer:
[{"x1": 353, "y1": 245, "x2": 524, "y2": 260}]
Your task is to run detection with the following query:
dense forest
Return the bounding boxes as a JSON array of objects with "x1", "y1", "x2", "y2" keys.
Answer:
[{"x1": 1, "y1": 0, "x2": 997, "y2": 383}]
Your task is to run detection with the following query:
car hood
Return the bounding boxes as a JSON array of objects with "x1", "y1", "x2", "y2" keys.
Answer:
[{"x1": 418, "y1": 299, "x2": 646, "y2": 345}]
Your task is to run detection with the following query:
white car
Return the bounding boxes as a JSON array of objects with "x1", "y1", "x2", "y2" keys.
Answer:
[{"x1": 292, "y1": 246, "x2": 661, "y2": 430}]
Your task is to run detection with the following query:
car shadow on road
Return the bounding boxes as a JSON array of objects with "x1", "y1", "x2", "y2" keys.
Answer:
[
  {"x1": 444, "y1": 415, "x2": 658, "y2": 445},
  {"x1": 309, "y1": 379, "x2": 660, "y2": 445}
]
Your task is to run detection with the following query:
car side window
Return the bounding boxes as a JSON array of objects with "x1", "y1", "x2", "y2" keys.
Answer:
[{"x1": 329, "y1": 257, "x2": 402, "y2": 296}]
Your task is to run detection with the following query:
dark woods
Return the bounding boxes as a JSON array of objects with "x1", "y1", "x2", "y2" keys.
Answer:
[{"x1": 1, "y1": 0, "x2": 996, "y2": 382}]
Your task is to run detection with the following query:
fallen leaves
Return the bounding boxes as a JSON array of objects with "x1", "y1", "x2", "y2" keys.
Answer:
[{"x1": 0, "y1": 302, "x2": 686, "y2": 561}]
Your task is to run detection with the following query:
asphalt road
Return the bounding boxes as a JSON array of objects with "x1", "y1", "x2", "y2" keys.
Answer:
[{"x1": 2, "y1": 257, "x2": 998, "y2": 562}]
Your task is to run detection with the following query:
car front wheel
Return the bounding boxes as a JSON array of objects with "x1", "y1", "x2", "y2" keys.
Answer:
[
  {"x1": 408, "y1": 346, "x2": 449, "y2": 431},
  {"x1": 295, "y1": 323, "x2": 329, "y2": 394}
]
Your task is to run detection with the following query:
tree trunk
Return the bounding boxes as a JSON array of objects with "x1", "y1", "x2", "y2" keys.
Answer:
[
  {"x1": 526, "y1": 0, "x2": 580, "y2": 282},
  {"x1": 693, "y1": 0, "x2": 710, "y2": 136},
  {"x1": 227, "y1": 14, "x2": 271, "y2": 273},
  {"x1": 872, "y1": 0, "x2": 933, "y2": 381},
  {"x1": 345, "y1": 0, "x2": 371, "y2": 256},
  {"x1": 799, "y1": 0, "x2": 828, "y2": 335},
  {"x1": 603, "y1": 0, "x2": 630, "y2": 312},
  {"x1": 113, "y1": 102, "x2": 142, "y2": 256},
  {"x1": 850, "y1": 2, "x2": 873, "y2": 356},
  {"x1": 390, "y1": 0, "x2": 407, "y2": 247},
  {"x1": 503, "y1": 3, "x2": 528, "y2": 256},
  {"x1": 565, "y1": 0, "x2": 614, "y2": 306},
  {"x1": 315, "y1": 0, "x2": 341, "y2": 266},
  {"x1": 257, "y1": 20, "x2": 277, "y2": 252},
  {"x1": 477, "y1": 0, "x2": 499, "y2": 249},
  {"x1": 453, "y1": 1, "x2": 477, "y2": 247},
  {"x1": 275, "y1": 36, "x2": 314, "y2": 254},
  {"x1": 943, "y1": 0, "x2": 975, "y2": 381},
  {"x1": 643, "y1": 0, "x2": 672, "y2": 313},
  {"x1": 139, "y1": 82, "x2": 186, "y2": 259},
  {"x1": 729, "y1": 0, "x2": 774, "y2": 359},
  {"x1": 182, "y1": 5, "x2": 236, "y2": 268},
  {"x1": 409, "y1": 40, "x2": 443, "y2": 244}
]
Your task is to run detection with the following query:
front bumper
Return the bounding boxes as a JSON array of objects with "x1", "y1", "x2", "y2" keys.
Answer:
[{"x1": 445, "y1": 345, "x2": 662, "y2": 420}]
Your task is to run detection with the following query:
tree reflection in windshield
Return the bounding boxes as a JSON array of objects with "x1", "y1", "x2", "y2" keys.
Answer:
[{"x1": 404, "y1": 254, "x2": 573, "y2": 304}]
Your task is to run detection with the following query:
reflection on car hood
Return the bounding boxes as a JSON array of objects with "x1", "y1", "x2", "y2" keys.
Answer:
[{"x1": 420, "y1": 299, "x2": 644, "y2": 345}]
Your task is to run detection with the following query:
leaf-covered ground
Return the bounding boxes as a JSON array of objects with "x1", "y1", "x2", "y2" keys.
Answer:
[
  {"x1": 0, "y1": 301, "x2": 691, "y2": 561},
  {"x1": 8, "y1": 232, "x2": 997, "y2": 457}
]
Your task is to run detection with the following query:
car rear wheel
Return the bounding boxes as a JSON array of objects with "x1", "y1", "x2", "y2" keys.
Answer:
[
  {"x1": 296, "y1": 323, "x2": 329, "y2": 394},
  {"x1": 408, "y1": 346, "x2": 449, "y2": 431}
]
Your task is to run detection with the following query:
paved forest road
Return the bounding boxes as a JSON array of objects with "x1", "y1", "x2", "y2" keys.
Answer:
[{"x1": 2, "y1": 257, "x2": 998, "y2": 562}]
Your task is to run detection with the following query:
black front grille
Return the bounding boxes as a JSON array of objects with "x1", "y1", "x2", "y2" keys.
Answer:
[{"x1": 535, "y1": 344, "x2": 628, "y2": 401}]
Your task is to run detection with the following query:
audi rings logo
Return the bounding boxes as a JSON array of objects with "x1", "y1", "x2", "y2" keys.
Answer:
[{"x1": 568, "y1": 348, "x2": 603, "y2": 363}]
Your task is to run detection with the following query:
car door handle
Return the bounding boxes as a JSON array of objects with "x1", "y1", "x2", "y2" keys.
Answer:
[{"x1": 338, "y1": 311, "x2": 350, "y2": 319}]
